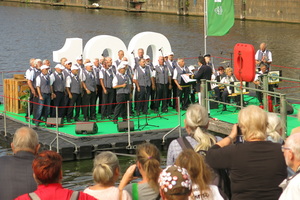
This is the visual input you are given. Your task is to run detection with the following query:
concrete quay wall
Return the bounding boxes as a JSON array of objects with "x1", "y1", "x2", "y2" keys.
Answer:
[{"x1": 4, "y1": 0, "x2": 300, "y2": 23}]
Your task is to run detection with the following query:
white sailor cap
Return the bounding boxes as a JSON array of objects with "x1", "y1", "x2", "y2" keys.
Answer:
[
  {"x1": 40, "y1": 65, "x2": 50, "y2": 70},
  {"x1": 168, "y1": 52, "x2": 174, "y2": 56},
  {"x1": 84, "y1": 62, "x2": 93, "y2": 67},
  {"x1": 188, "y1": 65, "x2": 195, "y2": 71},
  {"x1": 65, "y1": 60, "x2": 72, "y2": 65},
  {"x1": 76, "y1": 56, "x2": 83, "y2": 60},
  {"x1": 144, "y1": 55, "x2": 150, "y2": 60},
  {"x1": 55, "y1": 64, "x2": 65, "y2": 70},
  {"x1": 117, "y1": 61, "x2": 128, "y2": 70},
  {"x1": 71, "y1": 65, "x2": 79, "y2": 70}
]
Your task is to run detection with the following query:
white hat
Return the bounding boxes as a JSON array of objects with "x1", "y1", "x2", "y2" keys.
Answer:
[
  {"x1": 40, "y1": 65, "x2": 50, "y2": 70},
  {"x1": 71, "y1": 65, "x2": 79, "y2": 70},
  {"x1": 117, "y1": 61, "x2": 128, "y2": 70},
  {"x1": 188, "y1": 65, "x2": 195, "y2": 71},
  {"x1": 144, "y1": 55, "x2": 150, "y2": 60},
  {"x1": 76, "y1": 56, "x2": 83, "y2": 60},
  {"x1": 65, "y1": 60, "x2": 72, "y2": 65},
  {"x1": 168, "y1": 52, "x2": 174, "y2": 56},
  {"x1": 55, "y1": 64, "x2": 65, "y2": 70},
  {"x1": 84, "y1": 62, "x2": 93, "y2": 67}
]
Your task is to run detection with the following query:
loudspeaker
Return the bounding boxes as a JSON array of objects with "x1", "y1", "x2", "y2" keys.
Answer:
[
  {"x1": 117, "y1": 121, "x2": 134, "y2": 132},
  {"x1": 75, "y1": 122, "x2": 98, "y2": 134},
  {"x1": 46, "y1": 118, "x2": 64, "y2": 127},
  {"x1": 275, "y1": 104, "x2": 294, "y2": 115},
  {"x1": 210, "y1": 101, "x2": 219, "y2": 109}
]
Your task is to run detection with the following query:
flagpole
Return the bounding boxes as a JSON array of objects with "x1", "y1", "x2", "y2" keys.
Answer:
[{"x1": 204, "y1": 0, "x2": 208, "y2": 55}]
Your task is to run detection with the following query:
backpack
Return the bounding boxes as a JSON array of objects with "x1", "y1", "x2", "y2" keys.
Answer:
[
  {"x1": 28, "y1": 191, "x2": 79, "y2": 200},
  {"x1": 177, "y1": 137, "x2": 231, "y2": 200}
]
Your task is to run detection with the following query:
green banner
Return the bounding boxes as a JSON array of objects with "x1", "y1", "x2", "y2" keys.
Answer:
[{"x1": 207, "y1": 0, "x2": 235, "y2": 36}]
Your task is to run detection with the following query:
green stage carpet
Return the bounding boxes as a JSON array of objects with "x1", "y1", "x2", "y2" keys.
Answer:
[{"x1": 0, "y1": 95, "x2": 299, "y2": 137}]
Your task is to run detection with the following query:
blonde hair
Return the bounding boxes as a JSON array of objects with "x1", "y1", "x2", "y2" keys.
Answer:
[
  {"x1": 266, "y1": 113, "x2": 283, "y2": 143},
  {"x1": 238, "y1": 105, "x2": 267, "y2": 141},
  {"x1": 185, "y1": 104, "x2": 216, "y2": 152},
  {"x1": 93, "y1": 151, "x2": 120, "y2": 185},
  {"x1": 175, "y1": 149, "x2": 211, "y2": 195},
  {"x1": 136, "y1": 143, "x2": 161, "y2": 192},
  {"x1": 225, "y1": 67, "x2": 233, "y2": 74}
]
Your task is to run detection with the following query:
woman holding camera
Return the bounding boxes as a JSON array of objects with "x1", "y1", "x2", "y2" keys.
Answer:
[
  {"x1": 119, "y1": 143, "x2": 161, "y2": 200},
  {"x1": 206, "y1": 105, "x2": 287, "y2": 200}
]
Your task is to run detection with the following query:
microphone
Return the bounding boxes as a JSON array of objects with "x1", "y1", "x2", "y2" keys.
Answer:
[
  {"x1": 158, "y1": 47, "x2": 163, "y2": 51},
  {"x1": 131, "y1": 50, "x2": 134, "y2": 54}
]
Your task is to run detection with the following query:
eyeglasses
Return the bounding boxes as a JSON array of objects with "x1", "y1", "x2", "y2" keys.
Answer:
[{"x1": 281, "y1": 146, "x2": 291, "y2": 152}]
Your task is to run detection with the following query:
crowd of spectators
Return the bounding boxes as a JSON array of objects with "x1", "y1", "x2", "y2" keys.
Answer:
[{"x1": 0, "y1": 103, "x2": 299, "y2": 200}]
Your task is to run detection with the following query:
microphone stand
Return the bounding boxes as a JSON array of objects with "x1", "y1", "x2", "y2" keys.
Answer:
[{"x1": 140, "y1": 85, "x2": 159, "y2": 130}]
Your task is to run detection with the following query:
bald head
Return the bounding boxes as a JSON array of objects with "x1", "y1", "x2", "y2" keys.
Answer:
[
  {"x1": 260, "y1": 43, "x2": 266, "y2": 51},
  {"x1": 12, "y1": 127, "x2": 39, "y2": 154}
]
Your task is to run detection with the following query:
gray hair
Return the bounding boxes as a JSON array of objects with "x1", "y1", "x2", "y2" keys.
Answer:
[
  {"x1": 34, "y1": 59, "x2": 42, "y2": 66},
  {"x1": 266, "y1": 113, "x2": 283, "y2": 143},
  {"x1": 93, "y1": 58, "x2": 99, "y2": 63},
  {"x1": 286, "y1": 133, "x2": 300, "y2": 161},
  {"x1": 93, "y1": 151, "x2": 119, "y2": 185},
  {"x1": 12, "y1": 127, "x2": 39, "y2": 151}
]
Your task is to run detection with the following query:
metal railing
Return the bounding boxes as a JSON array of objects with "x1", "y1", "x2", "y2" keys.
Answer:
[{"x1": 200, "y1": 74, "x2": 300, "y2": 139}]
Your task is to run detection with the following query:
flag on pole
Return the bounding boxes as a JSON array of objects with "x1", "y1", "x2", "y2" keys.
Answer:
[{"x1": 207, "y1": 0, "x2": 235, "y2": 36}]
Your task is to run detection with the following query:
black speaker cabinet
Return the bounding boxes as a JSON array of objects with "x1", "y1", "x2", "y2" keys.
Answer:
[
  {"x1": 75, "y1": 122, "x2": 98, "y2": 134},
  {"x1": 46, "y1": 118, "x2": 64, "y2": 127},
  {"x1": 210, "y1": 101, "x2": 219, "y2": 109},
  {"x1": 117, "y1": 121, "x2": 134, "y2": 132}
]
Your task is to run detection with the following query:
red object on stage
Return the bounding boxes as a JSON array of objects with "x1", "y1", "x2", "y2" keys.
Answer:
[
  {"x1": 233, "y1": 43, "x2": 256, "y2": 82},
  {"x1": 268, "y1": 96, "x2": 273, "y2": 112}
]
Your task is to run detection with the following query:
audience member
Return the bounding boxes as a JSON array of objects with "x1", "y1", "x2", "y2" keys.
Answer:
[
  {"x1": 0, "y1": 127, "x2": 40, "y2": 200},
  {"x1": 266, "y1": 112, "x2": 284, "y2": 143},
  {"x1": 15, "y1": 150, "x2": 97, "y2": 200},
  {"x1": 119, "y1": 143, "x2": 161, "y2": 200},
  {"x1": 84, "y1": 151, "x2": 131, "y2": 200},
  {"x1": 279, "y1": 132, "x2": 300, "y2": 200},
  {"x1": 206, "y1": 105, "x2": 287, "y2": 200},
  {"x1": 167, "y1": 104, "x2": 219, "y2": 165},
  {"x1": 158, "y1": 165, "x2": 192, "y2": 200},
  {"x1": 291, "y1": 126, "x2": 300, "y2": 135},
  {"x1": 175, "y1": 149, "x2": 224, "y2": 200}
]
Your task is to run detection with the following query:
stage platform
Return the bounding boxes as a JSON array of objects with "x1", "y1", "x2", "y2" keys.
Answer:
[{"x1": 0, "y1": 95, "x2": 299, "y2": 161}]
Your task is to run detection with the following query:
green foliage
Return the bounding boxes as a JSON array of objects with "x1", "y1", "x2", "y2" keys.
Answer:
[{"x1": 19, "y1": 90, "x2": 30, "y2": 109}]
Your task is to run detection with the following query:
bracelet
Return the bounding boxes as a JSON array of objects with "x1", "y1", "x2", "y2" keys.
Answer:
[{"x1": 227, "y1": 136, "x2": 233, "y2": 144}]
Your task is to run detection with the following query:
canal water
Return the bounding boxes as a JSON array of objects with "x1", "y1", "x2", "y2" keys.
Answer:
[{"x1": 0, "y1": 1, "x2": 300, "y2": 190}]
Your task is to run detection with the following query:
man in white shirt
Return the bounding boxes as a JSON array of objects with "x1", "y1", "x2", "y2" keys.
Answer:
[
  {"x1": 255, "y1": 43, "x2": 272, "y2": 70},
  {"x1": 279, "y1": 132, "x2": 300, "y2": 200},
  {"x1": 133, "y1": 58, "x2": 155, "y2": 115},
  {"x1": 112, "y1": 61, "x2": 132, "y2": 123}
]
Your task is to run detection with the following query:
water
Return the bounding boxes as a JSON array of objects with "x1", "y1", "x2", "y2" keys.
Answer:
[{"x1": 0, "y1": 1, "x2": 300, "y2": 190}]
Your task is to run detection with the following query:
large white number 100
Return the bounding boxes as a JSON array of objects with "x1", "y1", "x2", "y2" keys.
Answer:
[{"x1": 53, "y1": 31, "x2": 172, "y2": 66}]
